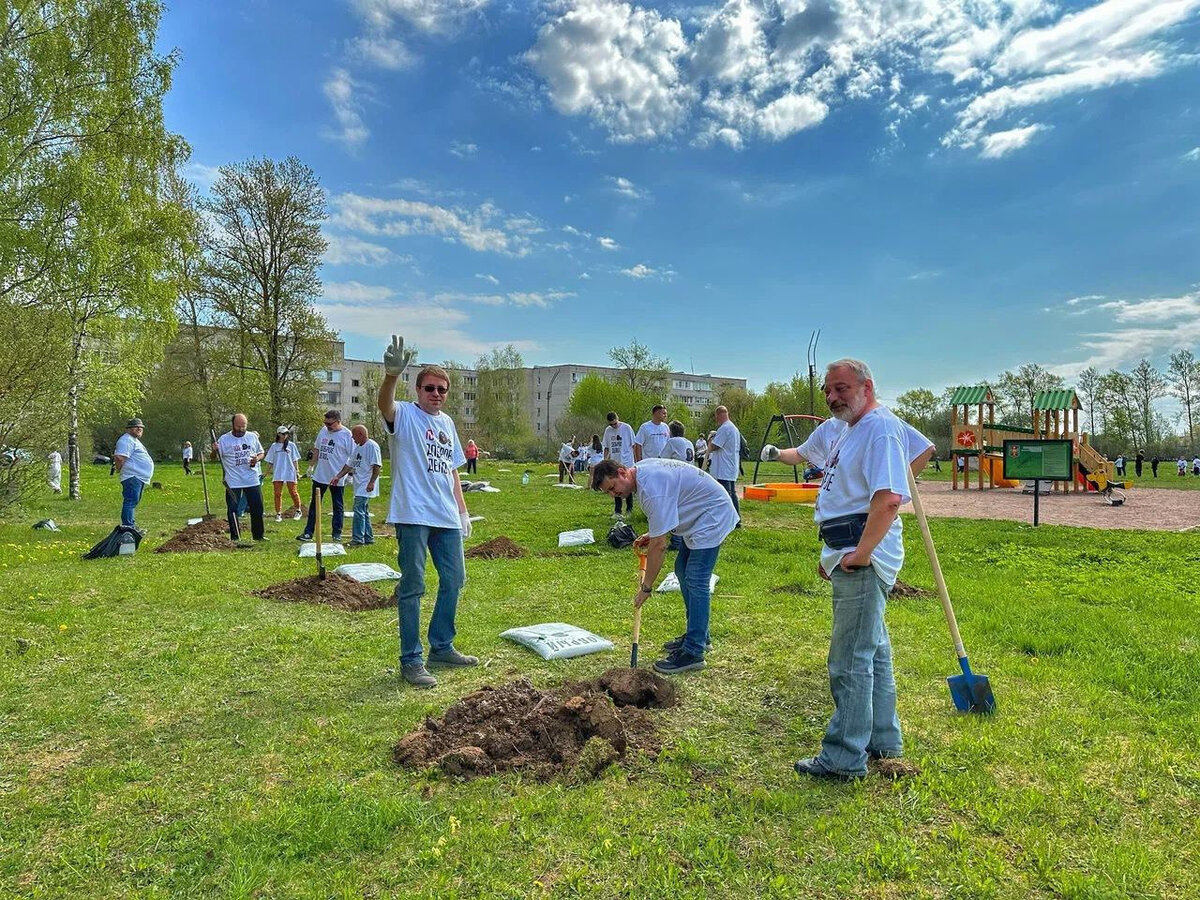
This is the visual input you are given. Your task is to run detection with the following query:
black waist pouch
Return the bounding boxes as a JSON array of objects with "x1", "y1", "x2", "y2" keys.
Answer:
[{"x1": 818, "y1": 513, "x2": 868, "y2": 549}]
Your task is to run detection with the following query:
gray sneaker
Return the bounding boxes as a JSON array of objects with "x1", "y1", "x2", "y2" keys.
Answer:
[
  {"x1": 401, "y1": 663, "x2": 437, "y2": 688},
  {"x1": 428, "y1": 647, "x2": 479, "y2": 667}
]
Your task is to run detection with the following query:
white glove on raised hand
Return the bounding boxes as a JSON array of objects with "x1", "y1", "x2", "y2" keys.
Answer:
[
  {"x1": 760, "y1": 444, "x2": 781, "y2": 462},
  {"x1": 383, "y1": 334, "x2": 406, "y2": 376},
  {"x1": 459, "y1": 509, "x2": 472, "y2": 539}
]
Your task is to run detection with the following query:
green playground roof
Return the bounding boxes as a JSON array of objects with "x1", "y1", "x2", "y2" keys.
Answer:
[
  {"x1": 948, "y1": 385, "x2": 993, "y2": 406},
  {"x1": 1032, "y1": 389, "x2": 1080, "y2": 411}
]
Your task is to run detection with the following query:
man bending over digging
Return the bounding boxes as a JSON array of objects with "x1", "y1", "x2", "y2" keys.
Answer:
[
  {"x1": 591, "y1": 458, "x2": 738, "y2": 674},
  {"x1": 378, "y1": 335, "x2": 476, "y2": 689}
]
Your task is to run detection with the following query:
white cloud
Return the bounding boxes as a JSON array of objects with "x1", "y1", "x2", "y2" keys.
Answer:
[
  {"x1": 619, "y1": 262, "x2": 675, "y2": 280},
  {"x1": 349, "y1": 34, "x2": 415, "y2": 69},
  {"x1": 1184, "y1": 147, "x2": 1200, "y2": 161},
  {"x1": 475, "y1": 273, "x2": 499, "y2": 285},
  {"x1": 450, "y1": 141, "x2": 479, "y2": 158},
  {"x1": 597, "y1": 236, "x2": 619, "y2": 250},
  {"x1": 608, "y1": 175, "x2": 648, "y2": 199},
  {"x1": 979, "y1": 123, "x2": 1048, "y2": 158},
  {"x1": 1066, "y1": 294, "x2": 1106, "y2": 306},
  {"x1": 525, "y1": 0, "x2": 1200, "y2": 156},
  {"x1": 322, "y1": 280, "x2": 395, "y2": 303},
  {"x1": 324, "y1": 233, "x2": 394, "y2": 266},
  {"x1": 351, "y1": 0, "x2": 491, "y2": 35},
  {"x1": 330, "y1": 192, "x2": 541, "y2": 256},
  {"x1": 323, "y1": 68, "x2": 369, "y2": 148},
  {"x1": 1052, "y1": 289, "x2": 1200, "y2": 373},
  {"x1": 183, "y1": 161, "x2": 221, "y2": 188},
  {"x1": 430, "y1": 289, "x2": 576, "y2": 308}
]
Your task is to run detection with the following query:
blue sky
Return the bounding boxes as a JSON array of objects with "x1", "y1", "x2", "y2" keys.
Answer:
[{"x1": 161, "y1": 0, "x2": 1200, "y2": 398}]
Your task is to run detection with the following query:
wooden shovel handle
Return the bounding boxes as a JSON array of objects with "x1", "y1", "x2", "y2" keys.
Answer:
[{"x1": 905, "y1": 467, "x2": 966, "y2": 659}]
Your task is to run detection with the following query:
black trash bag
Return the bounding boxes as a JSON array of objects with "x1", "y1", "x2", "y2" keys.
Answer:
[
  {"x1": 83, "y1": 525, "x2": 144, "y2": 559},
  {"x1": 607, "y1": 522, "x2": 636, "y2": 548}
]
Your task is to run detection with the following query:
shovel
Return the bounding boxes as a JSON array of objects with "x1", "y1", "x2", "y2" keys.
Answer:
[
  {"x1": 631, "y1": 549, "x2": 647, "y2": 667},
  {"x1": 314, "y1": 485, "x2": 326, "y2": 580},
  {"x1": 197, "y1": 445, "x2": 214, "y2": 521},
  {"x1": 906, "y1": 467, "x2": 996, "y2": 714}
]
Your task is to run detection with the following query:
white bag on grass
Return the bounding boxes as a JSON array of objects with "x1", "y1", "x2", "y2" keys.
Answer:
[
  {"x1": 552, "y1": 483, "x2": 584, "y2": 489},
  {"x1": 298, "y1": 542, "x2": 346, "y2": 558},
  {"x1": 558, "y1": 528, "x2": 595, "y2": 547},
  {"x1": 501, "y1": 623, "x2": 614, "y2": 660},
  {"x1": 657, "y1": 572, "x2": 719, "y2": 593},
  {"x1": 334, "y1": 562, "x2": 401, "y2": 582}
]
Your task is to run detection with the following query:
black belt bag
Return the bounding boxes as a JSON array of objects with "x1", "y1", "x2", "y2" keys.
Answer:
[{"x1": 818, "y1": 513, "x2": 868, "y2": 550}]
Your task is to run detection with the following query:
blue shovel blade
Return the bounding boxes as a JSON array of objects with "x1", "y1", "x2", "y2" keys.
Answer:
[{"x1": 947, "y1": 670, "x2": 996, "y2": 714}]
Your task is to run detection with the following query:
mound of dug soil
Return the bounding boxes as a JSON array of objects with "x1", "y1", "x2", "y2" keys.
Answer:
[
  {"x1": 155, "y1": 518, "x2": 237, "y2": 553},
  {"x1": 394, "y1": 668, "x2": 677, "y2": 780},
  {"x1": 464, "y1": 536, "x2": 527, "y2": 559},
  {"x1": 891, "y1": 579, "x2": 934, "y2": 598},
  {"x1": 253, "y1": 574, "x2": 392, "y2": 611}
]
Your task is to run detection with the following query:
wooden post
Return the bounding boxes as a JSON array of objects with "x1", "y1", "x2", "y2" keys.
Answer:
[
  {"x1": 951, "y1": 404, "x2": 959, "y2": 490},
  {"x1": 978, "y1": 402, "x2": 984, "y2": 490}
]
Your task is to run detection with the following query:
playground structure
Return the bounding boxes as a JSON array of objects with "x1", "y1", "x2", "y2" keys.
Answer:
[
  {"x1": 948, "y1": 387, "x2": 1115, "y2": 493},
  {"x1": 746, "y1": 413, "x2": 825, "y2": 503}
]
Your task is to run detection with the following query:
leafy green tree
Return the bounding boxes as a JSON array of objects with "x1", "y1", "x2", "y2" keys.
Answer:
[
  {"x1": 1129, "y1": 359, "x2": 1168, "y2": 449},
  {"x1": 995, "y1": 364, "x2": 1065, "y2": 426},
  {"x1": 1168, "y1": 350, "x2": 1199, "y2": 446},
  {"x1": 475, "y1": 345, "x2": 531, "y2": 452},
  {"x1": 1075, "y1": 366, "x2": 1101, "y2": 437},
  {"x1": 608, "y1": 339, "x2": 670, "y2": 395}
]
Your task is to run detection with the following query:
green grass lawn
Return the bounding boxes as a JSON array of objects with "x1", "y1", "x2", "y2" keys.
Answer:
[{"x1": 2, "y1": 461, "x2": 1198, "y2": 899}]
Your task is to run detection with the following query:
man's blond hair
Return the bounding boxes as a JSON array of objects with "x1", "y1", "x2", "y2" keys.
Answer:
[{"x1": 415, "y1": 364, "x2": 451, "y2": 389}]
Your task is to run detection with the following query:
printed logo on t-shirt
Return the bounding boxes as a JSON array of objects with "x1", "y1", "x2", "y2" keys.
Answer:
[{"x1": 425, "y1": 427, "x2": 454, "y2": 473}]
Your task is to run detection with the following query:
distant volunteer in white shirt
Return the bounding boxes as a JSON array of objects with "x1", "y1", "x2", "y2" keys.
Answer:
[
  {"x1": 767, "y1": 359, "x2": 934, "y2": 782},
  {"x1": 378, "y1": 337, "x2": 476, "y2": 689},
  {"x1": 114, "y1": 418, "x2": 153, "y2": 528},
  {"x1": 707, "y1": 406, "x2": 743, "y2": 524},
  {"x1": 592, "y1": 458, "x2": 737, "y2": 675},
  {"x1": 266, "y1": 426, "x2": 303, "y2": 522},
  {"x1": 558, "y1": 438, "x2": 578, "y2": 484},
  {"x1": 660, "y1": 420, "x2": 695, "y2": 463},
  {"x1": 214, "y1": 413, "x2": 267, "y2": 542},
  {"x1": 334, "y1": 425, "x2": 382, "y2": 546},
  {"x1": 634, "y1": 405, "x2": 671, "y2": 461},
  {"x1": 298, "y1": 409, "x2": 355, "y2": 542},
  {"x1": 586, "y1": 434, "x2": 605, "y2": 474},
  {"x1": 603, "y1": 411, "x2": 636, "y2": 516},
  {"x1": 47, "y1": 450, "x2": 62, "y2": 494},
  {"x1": 181, "y1": 441, "x2": 193, "y2": 475},
  {"x1": 694, "y1": 435, "x2": 707, "y2": 468}
]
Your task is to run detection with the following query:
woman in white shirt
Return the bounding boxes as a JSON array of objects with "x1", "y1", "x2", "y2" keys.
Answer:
[{"x1": 266, "y1": 426, "x2": 303, "y2": 522}]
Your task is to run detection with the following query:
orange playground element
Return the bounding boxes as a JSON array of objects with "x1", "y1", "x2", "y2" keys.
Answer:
[{"x1": 743, "y1": 482, "x2": 821, "y2": 503}]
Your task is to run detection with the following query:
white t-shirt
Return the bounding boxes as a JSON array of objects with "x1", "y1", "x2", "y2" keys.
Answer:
[
  {"x1": 558, "y1": 442, "x2": 576, "y2": 465},
  {"x1": 634, "y1": 420, "x2": 670, "y2": 459},
  {"x1": 48, "y1": 451, "x2": 62, "y2": 471},
  {"x1": 383, "y1": 401, "x2": 466, "y2": 528},
  {"x1": 266, "y1": 441, "x2": 301, "y2": 482},
  {"x1": 312, "y1": 425, "x2": 355, "y2": 485},
  {"x1": 708, "y1": 420, "x2": 742, "y2": 481},
  {"x1": 588, "y1": 448, "x2": 605, "y2": 467},
  {"x1": 635, "y1": 459, "x2": 738, "y2": 550},
  {"x1": 661, "y1": 436, "x2": 695, "y2": 463},
  {"x1": 350, "y1": 438, "x2": 382, "y2": 498},
  {"x1": 695, "y1": 438, "x2": 707, "y2": 458},
  {"x1": 181, "y1": 445, "x2": 193, "y2": 461},
  {"x1": 799, "y1": 415, "x2": 932, "y2": 470},
  {"x1": 802, "y1": 407, "x2": 933, "y2": 586},
  {"x1": 114, "y1": 433, "x2": 154, "y2": 484},
  {"x1": 603, "y1": 422, "x2": 635, "y2": 466},
  {"x1": 215, "y1": 431, "x2": 265, "y2": 489}
]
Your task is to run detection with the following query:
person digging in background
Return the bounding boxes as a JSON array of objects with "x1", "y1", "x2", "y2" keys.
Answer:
[
  {"x1": 379, "y1": 336, "x2": 476, "y2": 689},
  {"x1": 266, "y1": 426, "x2": 303, "y2": 522},
  {"x1": 591, "y1": 457, "x2": 737, "y2": 675},
  {"x1": 213, "y1": 413, "x2": 267, "y2": 542},
  {"x1": 763, "y1": 359, "x2": 933, "y2": 780},
  {"x1": 114, "y1": 418, "x2": 153, "y2": 528},
  {"x1": 297, "y1": 409, "x2": 354, "y2": 543},
  {"x1": 558, "y1": 437, "x2": 578, "y2": 484},
  {"x1": 334, "y1": 425, "x2": 382, "y2": 547}
]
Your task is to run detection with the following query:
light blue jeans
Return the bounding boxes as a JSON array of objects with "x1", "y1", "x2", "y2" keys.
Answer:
[
  {"x1": 674, "y1": 543, "x2": 720, "y2": 657},
  {"x1": 120, "y1": 478, "x2": 144, "y2": 527},
  {"x1": 395, "y1": 524, "x2": 466, "y2": 665},
  {"x1": 352, "y1": 496, "x2": 374, "y2": 543},
  {"x1": 817, "y1": 566, "x2": 902, "y2": 776}
]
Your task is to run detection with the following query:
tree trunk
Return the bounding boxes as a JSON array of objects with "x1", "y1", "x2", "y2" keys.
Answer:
[{"x1": 67, "y1": 330, "x2": 84, "y2": 500}]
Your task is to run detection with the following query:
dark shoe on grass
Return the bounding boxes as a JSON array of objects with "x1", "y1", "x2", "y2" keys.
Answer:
[
  {"x1": 653, "y1": 650, "x2": 705, "y2": 674},
  {"x1": 347, "y1": 540, "x2": 366, "y2": 547},
  {"x1": 661, "y1": 635, "x2": 713, "y2": 653},
  {"x1": 428, "y1": 647, "x2": 478, "y2": 667},
  {"x1": 401, "y1": 663, "x2": 437, "y2": 688},
  {"x1": 793, "y1": 756, "x2": 863, "y2": 781},
  {"x1": 296, "y1": 533, "x2": 312, "y2": 541}
]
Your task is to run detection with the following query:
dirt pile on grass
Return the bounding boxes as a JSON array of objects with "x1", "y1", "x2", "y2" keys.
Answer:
[
  {"x1": 394, "y1": 668, "x2": 677, "y2": 780},
  {"x1": 253, "y1": 574, "x2": 392, "y2": 611},
  {"x1": 464, "y1": 536, "x2": 527, "y2": 559},
  {"x1": 155, "y1": 518, "x2": 237, "y2": 553},
  {"x1": 891, "y1": 579, "x2": 933, "y2": 598}
]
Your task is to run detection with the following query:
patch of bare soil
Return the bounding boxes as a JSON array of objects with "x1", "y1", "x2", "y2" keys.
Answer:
[
  {"x1": 394, "y1": 668, "x2": 677, "y2": 780},
  {"x1": 871, "y1": 757, "x2": 922, "y2": 779},
  {"x1": 464, "y1": 536, "x2": 527, "y2": 559},
  {"x1": 154, "y1": 518, "x2": 237, "y2": 553},
  {"x1": 890, "y1": 579, "x2": 934, "y2": 598},
  {"x1": 253, "y1": 574, "x2": 391, "y2": 611}
]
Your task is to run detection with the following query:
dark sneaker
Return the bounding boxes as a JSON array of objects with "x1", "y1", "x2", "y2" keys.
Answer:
[
  {"x1": 347, "y1": 540, "x2": 366, "y2": 547},
  {"x1": 661, "y1": 635, "x2": 713, "y2": 653},
  {"x1": 793, "y1": 756, "x2": 863, "y2": 781},
  {"x1": 253, "y1": 536, "x2": 268, "y2": 542},
  {"x1": 296, "y1": 533, "x2": 312, "y2": 541},
  {"x1": 867, "y1": 749, "x2": 903, "y2": 760},
  {"x1": 401, "y1": 663, "x2": 437, "y2": 688},
  {"x1": 653, "y1": 650, "x2": 705, "y2": 674},
  {"x1": 331, "y1": 534, "x2": 344, "y2": 543},
  {"x1": 428, "y1": 647, "x2": 479, "y2": 667}
]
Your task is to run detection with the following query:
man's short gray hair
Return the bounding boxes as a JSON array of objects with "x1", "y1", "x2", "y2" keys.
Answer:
[{"x1": 826, "y1": 358, "x2": 873, "y2": 384}]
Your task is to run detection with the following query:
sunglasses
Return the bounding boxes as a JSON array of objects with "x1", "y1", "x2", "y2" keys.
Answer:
[{"x1": 422, "y1": 385, "x2": 449, "y2": 394}]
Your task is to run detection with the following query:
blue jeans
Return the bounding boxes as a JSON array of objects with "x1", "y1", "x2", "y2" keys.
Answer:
[
  {"x1": 717, "y1": 479, "x2": 740, "y2": 518},
  {"x1": 302, "y1": 482, "x2": 344, "y2": 538},
  {"x1": 120, "y1": 478, "x2": 144, "y2": 527},
  {"x1": 817, "y1": 566, "x2": 901, "y2": 776},
  {"x1": 674, "y1": 543, "x2": 720, "y2": 657},
  {"x1": 395, "y1": 524, "x2": 466, "y2": 665},
  {"x1": 352, "y1": 496, "x2": 374, "y2": 543}
]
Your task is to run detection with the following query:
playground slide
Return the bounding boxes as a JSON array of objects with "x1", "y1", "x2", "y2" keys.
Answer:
[{"x1": 981, "y1": 454, "x2": 1020, "y2": 488}]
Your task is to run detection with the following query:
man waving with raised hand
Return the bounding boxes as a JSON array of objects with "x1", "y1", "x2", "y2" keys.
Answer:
[{"x1": 378, "y1": 334, "x2": 475, "y2": 689}]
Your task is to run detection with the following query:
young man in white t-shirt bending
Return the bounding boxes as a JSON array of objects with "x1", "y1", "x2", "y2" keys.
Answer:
[
  {"x1": 378, "y1": 337, "x2": 475, "y2": 688},
  {"x1": 765, "y1": 359, "x2": 933, "y2": 780},
  {"x1": 592, "y1": 458, "x2": 737, "y2": 675},
  {"x1": 334, "y1": 425, "x2": 382, "y2": 546}
]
